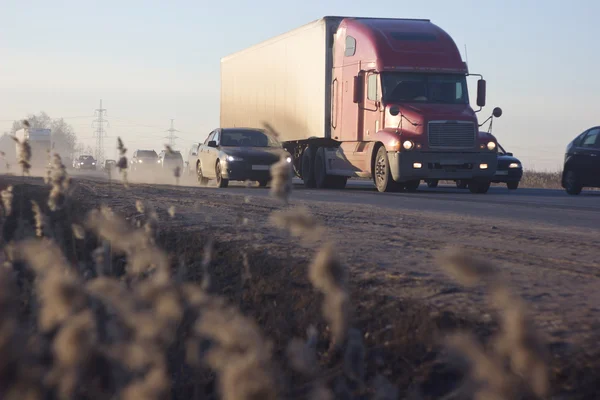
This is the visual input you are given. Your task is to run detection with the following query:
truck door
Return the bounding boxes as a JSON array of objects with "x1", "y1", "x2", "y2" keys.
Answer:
[{"x1": 362, "y1": 71, "x2": 381, "y2": 140}]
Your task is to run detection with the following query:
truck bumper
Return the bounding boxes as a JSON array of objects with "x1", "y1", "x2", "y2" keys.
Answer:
[
  {"x1": 491, "y1": 168, "x2": 523, "y2": 183},
  {"x1": 388, "y1": 151, "x2": 497, "y2": 182}
]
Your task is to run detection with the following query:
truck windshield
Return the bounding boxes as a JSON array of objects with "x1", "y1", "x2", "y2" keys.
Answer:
[
  {"x1": 381, "y1": 72, "x2": 468, "y2": 105},
  {"x1": 220, "y1": 130, "x2": 280, "y2": 147}
]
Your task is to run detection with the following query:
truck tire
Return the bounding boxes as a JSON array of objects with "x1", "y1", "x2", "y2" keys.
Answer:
[
  {"x1": 456, "y1": 180, "x2": 468, "y2": 189},
  {"x1": 426, "y1": 179, "x2": 439, "y2": 188},
  {"x1": 373, "y1": 146, "x2": 401, "y2": 193},
  {"x1": 314, "y1": 147, "x2": 330, "y2": 189},
  {"x1": 468, "y1": 180, "x2": 490, "y2": 194},
  {"x1": 301, "y1": 147, "x2": 316, "y2": 188}
]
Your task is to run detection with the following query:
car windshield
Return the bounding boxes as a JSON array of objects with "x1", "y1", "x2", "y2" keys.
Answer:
[
  {"x1": 138, "y1": 150, "x2": 157, "y2": 158},
  {"x1": 220, "y1": 130, "x2": 280, "y2": 147},
  {"x1": 381, "y1": 72, "x2": 468, "y2": 104},
  {"x1": 80, "y1": 155, "x2": 94, "y2": 160},
  {"x1": 165, "y1": 152, "x2": 182, "y2": 159}
]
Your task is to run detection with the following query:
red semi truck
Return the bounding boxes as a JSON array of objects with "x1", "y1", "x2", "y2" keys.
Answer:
[{"x1": 220, "y1": 16, "x2": 501, "y2": 193}]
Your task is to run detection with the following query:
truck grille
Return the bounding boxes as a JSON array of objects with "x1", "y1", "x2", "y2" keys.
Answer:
[{"x1": 428, "y1": 121, "x2": 476, "y2": 149}]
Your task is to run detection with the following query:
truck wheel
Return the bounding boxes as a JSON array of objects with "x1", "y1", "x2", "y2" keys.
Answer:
[
  {"x1": 456, "y1": 180, "x2": 468, "y2": 189},
  {"x1": 564, "y1": 170, "x2": 582, "y2": 195},
  {"x1": 426, "y1": 179, "x2": 439, "y2": 188},
  {"x1": 468, "y1": 180, "x2": 491, "y2": 194},
  {"x1": 507, "y1": 181, "x2": 519, "y2": 190},
  {"x1": 301, "y1": 147, "x2": 316, "y2": 188},
  {"x1": 215, "y1": 161, "x2": 229, "y2": 188},
  {"x1": 258, "y1": 180, "x2": 269, "y2": 187},
  {"x1": 314, "y1": 147, "x2": 330, "y2": 189},
  {"x1": 373, "y1": 146, "x2": 401, "y2": 193}
]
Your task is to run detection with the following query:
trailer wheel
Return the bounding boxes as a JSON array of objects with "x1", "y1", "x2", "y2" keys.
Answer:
[
  {"x1": 373, "y1": 146, "x2": 401, "y2": 193},
  {"x1": 301, "y1": 147, "x2": 316, "y2": 188}
]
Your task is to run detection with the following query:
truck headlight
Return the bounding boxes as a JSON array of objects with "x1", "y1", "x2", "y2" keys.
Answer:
[
  {"x1": 286, "y1": 157, "x2": 292, "y2": 163},
  {"x1": 509, "y1": 162, "x2": 520, "y2": 168},
  {"x1": 403, "y1": 140, "x2": 414, "y2": 150},
  {"x1": 487, "y1": 141, "x2": 496, "y2": 151}
]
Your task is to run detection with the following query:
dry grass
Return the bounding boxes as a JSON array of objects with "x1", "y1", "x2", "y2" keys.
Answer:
[
  {"x1": 0, "y1": 141, "x2": 598, "y2": 399},
  {"x1": 519, "y1": 170, "x2": 563, "y2": 189}
]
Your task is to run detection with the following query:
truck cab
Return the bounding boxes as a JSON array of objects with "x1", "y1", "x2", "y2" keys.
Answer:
[{"x1": 328, "y1": 18, "x2": 498, "y2": 193}]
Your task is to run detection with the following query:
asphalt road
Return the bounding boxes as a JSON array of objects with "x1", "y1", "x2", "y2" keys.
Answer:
[{"x1": 69, "y1": 168, "x2": 600, "y2": 232}]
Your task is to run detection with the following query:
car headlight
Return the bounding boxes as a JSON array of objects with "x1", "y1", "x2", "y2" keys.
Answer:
[
  {"x1": 403, "y1": 140, "x2": 414, "y2": 150},
  {"x1": 92, "y1": 162, "x2": 96, "y2": 165},
  {"x1": 286, "y1": 156, "x2": 292, "y2": 163},
  {"x1": 138, "y1": 159, "x2": 143, "y2": 163},
  {"x1": 227, "y1": 155, "x2": 241, "y2": 162},
  {"x1": 509, "y1": 162, "x2": 521, "y2": 169},
  {"x1": 487, "y1": 141, "x2": 496, "y2": 151}
]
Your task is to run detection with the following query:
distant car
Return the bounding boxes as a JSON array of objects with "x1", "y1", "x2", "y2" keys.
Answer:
[
  {"x1": 103, "y1": 159, "x2": 116, "y2": 173},
  {"x1": 194, "y1": 127, "x2": 291, "y2": 188},
  {"x1": 562, "y1": 126, "x2": 600, "y2": 195},
  {"x1": 185, "y1": 142, "x2": 200, "y2": 176},
  {"x1": 75, "y1": 155, "x2": 97, "y2": 170},
  {"x1": 158, "y1": 149, "x2": 184, "y2": 174},
  {"x1": 491, "y1": 143, "x2": 522, "y2": 190},
  {"x1": 130, "y1": 149, "x2": 158, "y2": 172}
]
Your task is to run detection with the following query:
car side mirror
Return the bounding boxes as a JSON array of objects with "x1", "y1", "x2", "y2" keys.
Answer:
[
  {"x1": 208, "y1": 141, "x2": 217, "y2": 148},
  {"x1": 476, "y1": 79, "x2": 486, "y2": 108}
]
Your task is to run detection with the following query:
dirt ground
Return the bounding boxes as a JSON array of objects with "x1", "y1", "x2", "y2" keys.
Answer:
[{"x1": 2, "y1": 172, "x2": 600, "y2": 399}]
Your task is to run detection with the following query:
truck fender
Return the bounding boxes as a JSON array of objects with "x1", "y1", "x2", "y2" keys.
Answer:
[{"x1": 368, "y1": 130, "x2": 402, "y2": 175}]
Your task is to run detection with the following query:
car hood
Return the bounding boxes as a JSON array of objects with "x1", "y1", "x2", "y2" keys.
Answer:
[
  {"x1": 497, "y1": 154, "x2": 520, "y2": 163},
  {"x1": 222, "y1": 146, "x2": 287, "y2": 158}
]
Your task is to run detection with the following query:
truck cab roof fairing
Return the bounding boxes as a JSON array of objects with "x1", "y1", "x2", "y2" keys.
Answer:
[{"x1": 341, "y1": 18, "x2": 468, "y2": 74}]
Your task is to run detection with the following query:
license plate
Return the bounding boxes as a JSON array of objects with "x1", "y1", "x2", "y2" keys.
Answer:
[
  {"x1": 252, "y1": 165, "x2": 270, "y2": 171},
  {"x1": 495, "y1": 170, "x2": 508, "y2": 175}
]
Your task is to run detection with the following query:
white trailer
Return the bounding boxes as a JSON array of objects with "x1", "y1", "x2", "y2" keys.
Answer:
[
  {"x1": 14, "y1": 128, "x2": 52, "y2": 169},
  {"x1": 220, "y1": 17, "x2": 343, "y2": 142}
]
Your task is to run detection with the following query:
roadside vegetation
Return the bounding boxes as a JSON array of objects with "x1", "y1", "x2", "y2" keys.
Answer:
[{"x1": 0, "y1": 134, "x2": 598, "y2": 399}]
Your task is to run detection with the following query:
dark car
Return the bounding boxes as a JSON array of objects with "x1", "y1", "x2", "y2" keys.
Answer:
[
  {"x1": 158, "y1": 149, "x2": 184, "y2": 174},
  {"x1": 76, "y1": 155, "x2": 97, "y2": 170},
  {"x1": 195, "y1": 128, "x2": 291, "y2": 188},
  {"x1": 103, "y1": 159, "x2": 116, "y2": 173},
  {"x1": 130, "y1": 149, "x2": 158, "y2": 172},
  {"x1": 491, "y1": 143, "x2": 522, "y2": 190},
  {"x1": 562, "y1": 126, "x2": 600, "y2": 195}
]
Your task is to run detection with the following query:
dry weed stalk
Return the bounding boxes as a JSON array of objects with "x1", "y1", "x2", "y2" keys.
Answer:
[
  {"x1": 269, "y1": 154, "x2": 293, "y2": 203},
  {"x1": 117, "y1": 137, "x2": 129, "y2": 187},
  {"x1": 30, "y1": 200, "x2": 48, "y2": 237},
  {"x1": 270, "y1": 206, "x2": 325, "y2": 243},
  {"x1": 194, "y1": 302, "x2": 278, "y2": 400},
  {"x1": 438, "y1": 248, "x2": 550, "y2": 399},
  {"x1": 1, "y1": 185, "x2": 13, "y2": 217},
  {"x1": 47, "y1": 153, "x2": 71, "y2": 212},
  {"x1": 309, "y1": 241, "x2": 350, "y2": 347},
  {"x1": 11, "y1": 121, "x2": 32, "y2": 176}
]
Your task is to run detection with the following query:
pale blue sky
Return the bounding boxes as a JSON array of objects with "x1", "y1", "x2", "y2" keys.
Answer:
[{"x1": 1, "y1": 0, "x2": 598, "y2": 169}]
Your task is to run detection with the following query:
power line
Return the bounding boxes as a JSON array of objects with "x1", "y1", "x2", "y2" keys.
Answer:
[
  {"x1": 92, "y1": 100, "x2": 109, "y2": 163},
  {"x1": 165, "y1": 119, "x2": 179, "y2": 148}
]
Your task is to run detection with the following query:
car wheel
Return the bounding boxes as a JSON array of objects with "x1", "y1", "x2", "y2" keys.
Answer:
[
  {"x1": 426, "y1": 179, "x2": 439, "y2": 188},
  {"x1": 215, "y1": 161, "x2": 229, "y2": 188},
  {"x1": 564, "y1": 170, "x2": 582, "y2": 195},
  {"x1": 373, "y1": 146, "x2": 401, "y2": 193},
  {"x1": 197, "y1": 163, "x2": 209, "y2": 185},
  {"x1": 404, "y1": 180, "x2": 420, "y2": 192},
  {"x1": 456, "y1": 180, "x2": 468, "y2": 189},
  {"x1": 258, "y1": 180, "x2": 268, "y2": 187},
  {"x1": 507, "y1": 181, "x2": 519, "y2": 190},
  {"x1": 468, "y1": 180, "x2": 491, "y2": 194}
]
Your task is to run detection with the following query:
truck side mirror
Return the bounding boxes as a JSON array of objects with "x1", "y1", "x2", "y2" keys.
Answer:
[
  {"x1": 353, "y1": 75, "x2": 363, "y2": 104},
  {"x1": 476, "y1": 79, "x2": 486, "y2": 108},
  {"x1": 389, "y1": 106, "x2": 400, "y2": 116},
  {"x1": 492, "y1": 107, "x2": 502, "y2": 118}
]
